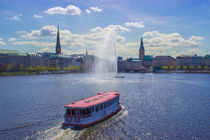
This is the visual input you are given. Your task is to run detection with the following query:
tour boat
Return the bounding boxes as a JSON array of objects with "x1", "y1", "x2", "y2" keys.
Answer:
[{"x1": 62, "y1": 91, "x2": 121, "y2": 127}]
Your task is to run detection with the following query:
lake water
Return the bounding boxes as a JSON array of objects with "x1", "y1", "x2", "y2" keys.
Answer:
[{"x1": 0, "y1": 73, "x2": 209, "y2": 140}]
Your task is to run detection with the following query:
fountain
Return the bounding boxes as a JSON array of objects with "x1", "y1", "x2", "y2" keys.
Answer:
[{"x1": 94, "y1": 29, "x2": 118, "y2": 75}]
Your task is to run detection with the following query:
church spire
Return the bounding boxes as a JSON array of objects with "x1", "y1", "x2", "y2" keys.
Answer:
[
  {"x1": 56, "y1": 25, "x2": 61, "y2": 54},
  {"x1": 139, "y1": 37, "x2": 145, "y2": 63},
  {"x1": 86, "y1": 49, "x2": 88, "y2": 56},
  {"x1": 140, "y1": 37, "x2": 144, "y2": 51}
]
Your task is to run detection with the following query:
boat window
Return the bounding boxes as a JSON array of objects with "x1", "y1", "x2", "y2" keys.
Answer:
[
  {"x1": 72, "y1": 109, "x2": 75, "y2": 115},
  {"x1": 100, "y1": 104, "x2": 103, "y2": 110},
  {"x1": 80, "y1": 108, "x2": 91, "y2": 118},
  {"x1": 65, "y1": 108, "x2": 71, "y2": 115},
  {"x1": 92, "y1": 106, "x2": 94, "y2": 112},
  {"x1": 104, "y1": 102, "x2": 107, "y2": 108},
  {"x1": 96, "y1": 105, "x2": 99, "y2": 111},
  {"x1": 108, "y1": 100, "x2": 111, "y2": 106}
]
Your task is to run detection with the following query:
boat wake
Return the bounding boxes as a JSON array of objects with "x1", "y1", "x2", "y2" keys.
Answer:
[{"x1": 26, "y1": 105, "x2": 128, "y2": 140}]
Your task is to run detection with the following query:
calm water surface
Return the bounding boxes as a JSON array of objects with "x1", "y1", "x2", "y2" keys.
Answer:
[{"x1": 0, "y1": 73, "x2": 209, "y2": 140}]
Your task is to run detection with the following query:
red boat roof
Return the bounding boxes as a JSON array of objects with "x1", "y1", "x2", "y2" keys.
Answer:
[{"x1": 64, "y1": 91, "x2": 120, "y2": 108}]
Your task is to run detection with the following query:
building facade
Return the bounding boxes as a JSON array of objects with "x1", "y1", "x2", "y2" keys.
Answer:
[{"x1": 153, "y1": 56, "x2": 175, "y2": 71}]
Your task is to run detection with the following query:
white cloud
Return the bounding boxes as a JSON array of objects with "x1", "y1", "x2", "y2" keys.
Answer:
[
  {"x1": 16, "y1": 30, "x2": 26, "y2": 34},
  {"x1": 188, "y1": 48, "x2": 200, "y2": 54},
  {"x1": 86, "y1": 9, "x2": 91, "y2": 14},
  {"x1": 86, "y1": 6, "x2": 102, "y2": 14},
  {"x1": 20, "y1": 25, "x2": 57, "y2": 39},
  {"x1": 39, "y1": 47, "x2": 53, "y2": 52},
  {"x1": 0, "y1": 38, "x2": 6, "y2": 45},
  {"x1": 89, "y1": 7, "x2": 102, "y2": 12},
  {"x1": 125, "y1": 21, "x2": 145, "y2": 28},
  {"x1": 90, "y1": 25, "x2": 130, "y2": 33},
  {"x1": 8, "y1": 37, "x2": 17, "y2": 42},
  {"x1": 33, "y1": 14, "x2": 43, "y2": 18},
  {"x1": 45, "y1": 5, "x2": 81, "y2": 15},
  {"x1": 142, "y1": 31, "x2": 205, "y2": 48},
  {"x1": 8, "y1": 13, "x2": 23, "y2": 21},
  {"x1": 12, "y1": 41, "x2": 54, "y2": 47}
]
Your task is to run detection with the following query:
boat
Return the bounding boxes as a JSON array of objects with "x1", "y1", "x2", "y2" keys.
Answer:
[
  {"x1": 114, "y1": 75, "x2": 125, "y2": 78},
  {"x1": 62, "y1": 91, "x2": 121, "y2": 127}
]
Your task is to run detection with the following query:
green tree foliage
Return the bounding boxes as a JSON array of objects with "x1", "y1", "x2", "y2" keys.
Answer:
[
  {"x1": 176, "y1": 66, "x2": 181, "y2": 70},
  {"x1": 162, "y1": 66, "x2": 168, "y2": 70},
  {"x1": 169, "y1": 65, "x2": 175, "y2": 70},
  {"x1": 189, "y1": 66, "x2": 194, "y2": 70},
  {"x1": 183, "y1": 66, "x2": 187, "y2": 70},
  {"x1": 26, "y1": 66, "x2": 33, "y2": 72},
  {"x1": 197, "y1": 65, "x2": 201, "y2": 70},
  {"x1": 7, "y1": 64, "x2": 13, "y2": 71}
]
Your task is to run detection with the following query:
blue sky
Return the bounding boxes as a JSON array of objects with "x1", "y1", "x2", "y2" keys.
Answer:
[{"x1": 0, "y1": 0, "x2": 209, "y2": 58}]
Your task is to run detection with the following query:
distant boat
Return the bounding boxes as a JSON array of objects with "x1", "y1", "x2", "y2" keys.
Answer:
[
  {"x1": 62, "y1": 91, "x2": 121, "y2": 127},
  {"x1": 114, "y1": 76, "x2": 125, "y2": 78}
]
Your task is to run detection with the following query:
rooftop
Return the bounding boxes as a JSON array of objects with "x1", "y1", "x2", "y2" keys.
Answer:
[
  {"x1": 64, "y1": 91, "x2": 120, "y2": 108},
  {"x1": 0, "y1": 49, "x2": 27, "y2": 56},
  {"x1": 49, "y1": 54, "x2": 71, "y2": 58}
]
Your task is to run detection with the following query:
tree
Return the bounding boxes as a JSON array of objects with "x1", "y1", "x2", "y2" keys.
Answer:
[
  {"x1": 176, "y1": 66, "x2": 181, "y2": 70},
  {"x1": 183, "y1": 66, "x2": 187, "y2": 70},
  {"x1": 27, "y1": 66, "x2": 33, "y2": 72},
  {"x1": 7, "y1": 64, "x2": 13, "y2": 72},
  {"x1": 162, "y1": 66, "x2": 168, "y2": 70},
  {"x1": 204, "y1": 66, "x2": 208, "y2": 70},
  {"x1": 35, "y1": 65, "x2": 41, "y2": 71},
  {"x1": 197, "y1": 65, "x2": 201, "y2": 70},
  {"x1": 169, "y1": 65, "x2": 175, "y2": 70},
  {"x1": 56, "y1": 66, "x2": 61, "y2": 71},
  {"x1": 189, "y1": 66, "x2": 194, "y2": 71},
  {"x1": 19, "y1": 64, "x2": 24, "y2": 71}
]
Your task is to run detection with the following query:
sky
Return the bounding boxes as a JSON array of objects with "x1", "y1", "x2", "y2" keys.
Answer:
[{"x1": 0, "y1": 0, "x2": 210, "y2": 58}]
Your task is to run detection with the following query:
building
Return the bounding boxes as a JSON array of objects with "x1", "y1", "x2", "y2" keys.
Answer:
[
  {"x1": 83, "y1": 51, "x2": 95, "y2": 72},
  {"x1": 153, "y1": 56, "x2": 175, "y2": 71},
  {"x1": 0, "y1": 49, "x2": 29, "y2": 72},
  {"x1": 28, "y1": 53, "x2": 48, "y2": 67},
  {"x1": 143, "y1": 55, "x2": 153, "y2": 68},
  {"x1": 202, "y1": 54, "x2": 210, "y2": 67},
  {"x1": 139, "y1": 37, "x2": 145, "y2": 64},
  {"x1": 118, "y1": 58, "x2": 142, "y2": 72},
  {"x1": 176, "y1": 55, "x2": 203, "y2": 70},
  {"x1": 48, "y1": 54, "x2": 78, "y2": 69},
  {"x1": 56, "y1": 26, "x2": 61, "y2": 54}
]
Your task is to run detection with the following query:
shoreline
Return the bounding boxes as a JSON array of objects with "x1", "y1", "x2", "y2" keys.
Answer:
[{"x1": 0, "y1": 70, "x2": 210, "y2": 76}]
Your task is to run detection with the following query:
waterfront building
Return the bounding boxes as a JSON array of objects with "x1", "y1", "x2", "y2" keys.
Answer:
[
  {"x1": 139, "y1": 37, "x2": 145, "y2": 64},
  {"x1": 153, "y1": 56, "x2": 175, "y2": 70},
  {"x1": 48, "y1": 54, "x2": 78, "y2": 69},
  {"x1": 83, "y1": 55, "x2": 95, "y2": 72},
  {"x1": 28, "y1": 53, "x2": 49, "y2": 68},
  {"x1": 176, "y1": 55, "x2": 203, "y2": 70},
  {"x1": 143, "y1": 55, "x2": 153, "y2": 68},
  {"x1": 56, "y1": 26, "x2": 61, "y2": 54},
  {"x1": 0, "y1": 49, "x2": 29, "y2": 72},
  {"x1": 118, "y1": 58, "x2": 142, "y2": 72},
  {"x1": 202, "y1": 54, "x2": 210, "y2": 67}
]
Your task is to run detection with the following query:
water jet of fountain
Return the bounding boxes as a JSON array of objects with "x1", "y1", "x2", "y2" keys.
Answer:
[{"x1": 94, "y1": 29, "x2": 118, "y2": 76}]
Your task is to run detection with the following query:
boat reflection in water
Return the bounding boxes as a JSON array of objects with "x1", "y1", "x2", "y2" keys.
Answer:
[{"x1": 62, "y1": 91, "x2": 121, "y2": 128}]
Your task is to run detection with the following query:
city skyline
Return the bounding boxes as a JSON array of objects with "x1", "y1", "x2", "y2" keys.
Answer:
[{"x1": 0, "y1": 0, "x2": 210, "y2": 58}]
